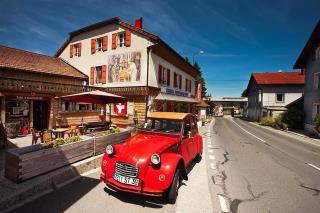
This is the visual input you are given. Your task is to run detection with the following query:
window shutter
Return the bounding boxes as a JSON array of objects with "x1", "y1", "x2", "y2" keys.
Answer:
[
  {"x1": 78, "y1": 43, "x2": 81, "y2": 57},
  {"x1": 167, "y1": 69, "x2": 171, "y2": 86},
  {"x1": 125, "y1": 30, "x2": 131, "y2": 47},
  {"x1": 185, "y1": 79, "x2": 188, "y2": 91},
  {"x1": 90, "y1": 67, "x2": 95, "y2": 85},
  {"x1": 174, "y1": 72, "x2": 177, "y2": 87},
  {"x1": 70, "y1": 44, "x2": 73, "y2": 58},
  {"x1": 179, "y1": 75, "x2": 182, "y2": 89},
  {"x1": 189, "y1": 80, "x2": 191, "y2": 92},
  {"x1": 91, "y1": 39, "x2": 96, "y2": 54},
  {"x1": 112, "y1": 33, "x2": 117, "y2": 49},
  {"x1": 102, "y1": 36, "x2": 108, "y2": 51},
  {"x1": 314, "y1": 73, "x2": 319, "y2": 89},
  {"x1": 102, "y1": 65, "x2": 107, "y2": 84},
  {"x1": 158, "y1": 64, "x2": 162, "y2": 84}
]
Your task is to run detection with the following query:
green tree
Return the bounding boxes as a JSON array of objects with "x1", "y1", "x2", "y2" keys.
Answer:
[
  {"x1": 193, "y1": 61, "x2": 207, "y2": 98},
  {"x1": 241, "y1": 89, "x2": 247, "y2": 97},
  {"x1": 185, "y1": 57, "x2": 190, "y2": 63}
]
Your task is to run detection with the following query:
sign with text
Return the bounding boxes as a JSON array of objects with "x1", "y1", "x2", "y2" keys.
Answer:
[{"x1": 113, "y1": 102, "x2": 127, "y2": 117}]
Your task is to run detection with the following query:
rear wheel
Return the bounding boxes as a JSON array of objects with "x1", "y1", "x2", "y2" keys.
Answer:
[{"x1": 166, "y1": 167, "x2": 181, "y2": 204}]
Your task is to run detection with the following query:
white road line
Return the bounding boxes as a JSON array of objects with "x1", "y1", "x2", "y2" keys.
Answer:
[
  {"x1": 307, "y1": 163, "x2": 320, "y2": 171},
  {"x1": 208, "y1": 144, "x2": 213, "y2": 148},
  {"x1": 208, "y1": 149, "x2": 214, "y2": 153},
  {"x1": 207, "y1": 141, "x2": 211, "y2": 144},
  {"x1": 218, "y1": 194, "x2": 230, "y2": 212},
  {"x1": 209, "y1": 155, "x2": 216, "y2": 160},
  {"x1": 231, "y1": 119, "x2": 266, "y2": 143}
]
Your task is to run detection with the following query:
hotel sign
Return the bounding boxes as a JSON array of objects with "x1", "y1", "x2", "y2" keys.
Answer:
[{"x1": 161, "y1": 87, "x2": 189, "y2": 97}]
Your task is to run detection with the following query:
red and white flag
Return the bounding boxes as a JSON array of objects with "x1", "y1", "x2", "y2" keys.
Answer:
[{"x1": 113, "y1": 102, "x2": 127, "y2": 116}]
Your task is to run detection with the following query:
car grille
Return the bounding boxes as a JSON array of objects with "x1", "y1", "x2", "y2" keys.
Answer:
[{"x1": 115, "y1": 162, "x2": 139, "y2": 178}]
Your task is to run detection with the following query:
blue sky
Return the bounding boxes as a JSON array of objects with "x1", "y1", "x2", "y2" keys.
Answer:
[{"x1": 0, "y1": 0, "x2": 319, "y2": 98}]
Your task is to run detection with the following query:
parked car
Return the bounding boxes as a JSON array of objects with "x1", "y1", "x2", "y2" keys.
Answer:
[{"x1": 100, "y1": 112, "x2": 203, "y2": 203}]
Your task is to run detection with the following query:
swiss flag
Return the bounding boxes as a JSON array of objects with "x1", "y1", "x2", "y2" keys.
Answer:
[{"x1": 113, "y1": 102, "x2": 127, "y2": 116}]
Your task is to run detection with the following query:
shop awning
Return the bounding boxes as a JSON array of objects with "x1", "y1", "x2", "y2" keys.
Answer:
[{"x1": 154, "y1": 93, "x2": 198, "y2": 103}]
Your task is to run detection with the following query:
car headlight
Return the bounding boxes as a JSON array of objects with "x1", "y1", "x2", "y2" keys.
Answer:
[
  {"x1": 106, "y1": 145, "x2": 114, "y2": 155},
  {"x1": 151, "y1": 154, "x2": 160, "y2": 165}
]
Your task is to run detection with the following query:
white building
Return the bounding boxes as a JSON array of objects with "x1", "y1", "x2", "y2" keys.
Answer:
[
  {"x1": 245, "y1": 71, "x2": 304, "y2": 121},
  {"x1": 55, "y1": 17, "x2": 200, "y2": 125}
]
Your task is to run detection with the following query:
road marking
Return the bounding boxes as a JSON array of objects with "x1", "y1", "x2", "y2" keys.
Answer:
[
  {"x1": 208, "y1": 149, "x2": 214, "y2": 153},
  {"x1": 218, "y1": 194, "x2": 230, "y2": 212},
  {"x1": 307, "y1": 163, "x2": 320, "y2": 171},
  {"x1": 209, "y1": 155, "x2": 215, "y2": 160},
  {"x1": 210, "y1": 163, "x2": 217, "y2": 170},
  {"x1": 231, "y1": 119, "x2": 266, "y2": 143},
  {"x1": 207, "y1": 141, "x2": 212, "y2": 144},
  {"x1": 208, "y1": 144, "x2": 213, "y2": 148}
]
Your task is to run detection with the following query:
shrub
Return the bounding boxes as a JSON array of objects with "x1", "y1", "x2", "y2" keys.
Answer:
[
  {"x1": 314, "y1": 115, "x2": 320, "y2": 132},
  {"x1": 109, "y1": 126, "x2": 121, "y2": 134},
  {"x1": 46, "y1": 136, "x2": 81, "y2": 148},
  {"x1": 282, "y1": 103, "x2": 304, "y2": 130},
  {"x1": 260, "y1": 116, "x2": 287, "y2": 130}
]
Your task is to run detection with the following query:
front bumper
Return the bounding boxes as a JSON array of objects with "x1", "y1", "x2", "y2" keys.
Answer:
[{"x1": 100, "y1": 172, "x2": 163, "y2": 197}]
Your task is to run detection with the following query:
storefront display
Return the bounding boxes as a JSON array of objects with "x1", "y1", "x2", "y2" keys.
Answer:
[{"x1": 5, "y1": 100, "x2": 30, "y2": 137}]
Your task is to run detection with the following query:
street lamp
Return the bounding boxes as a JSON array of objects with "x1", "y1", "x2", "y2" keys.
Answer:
[{"x1": 192, "y1": 50, "x2": 204, "y2": 65}]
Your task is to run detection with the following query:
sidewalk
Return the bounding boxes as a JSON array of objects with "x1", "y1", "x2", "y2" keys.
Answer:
[{"x1": 0, "y1": 151, "x2": 102, "y2": 212}]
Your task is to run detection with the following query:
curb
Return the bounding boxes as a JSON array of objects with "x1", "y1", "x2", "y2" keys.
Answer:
[{"x1": 0, "y1": 154, "x2": 103, "y2": 212}]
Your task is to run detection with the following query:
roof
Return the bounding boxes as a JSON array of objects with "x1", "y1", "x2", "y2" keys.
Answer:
[
  {"x1": 244, "y1": 71, "x2": 304, "y2": 96},
  {"x1": 196, "y1": 100, "x2": 209, "y2": 108},
  {"x1": 0, "y1": 45, "x2": 87, "y2": 79},
  {"x1": 54, "y1": 17, "x2": 200, "y2": 78},
  {"x1": 147, "y1": 112, "x2": 189, "y2": 120},
  {"x1": 252, "y1": 71, "x2": 304, "y2": 85},
  {"x1": 155, "y1": 93, "x2": 198, "y2": 103},
  {"x1": 294, "y1": 20, "x2": 320, "y2": 69},
  {"x1": 285, "y1": 96, "x2": 303, "y2": 108}
]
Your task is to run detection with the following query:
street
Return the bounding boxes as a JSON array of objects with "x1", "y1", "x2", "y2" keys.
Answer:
[
  {"x1": 11, "y1": 117, "x2": 320, "y2": 213},
  {"x1": 207, "y1": 117, "x2": 320, "y2": 213}
]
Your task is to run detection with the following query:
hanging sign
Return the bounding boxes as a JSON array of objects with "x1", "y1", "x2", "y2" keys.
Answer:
[{"x1": 113, "y1": 102, "x2": 127, "y2": 116}]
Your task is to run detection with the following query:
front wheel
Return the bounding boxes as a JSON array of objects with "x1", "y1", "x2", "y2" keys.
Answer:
[{"x1": 166, "y1": 167, "x2": 181, "y2": 204}]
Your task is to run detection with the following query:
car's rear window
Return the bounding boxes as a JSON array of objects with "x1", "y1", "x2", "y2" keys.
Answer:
[{"x1": 143, "y1": 118, "x2": 182, "y2": 133}]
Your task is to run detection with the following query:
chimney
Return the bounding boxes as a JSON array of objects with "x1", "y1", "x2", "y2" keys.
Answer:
[{"x1": 134, "y1": 17, "x2": 143, "y2": 29}]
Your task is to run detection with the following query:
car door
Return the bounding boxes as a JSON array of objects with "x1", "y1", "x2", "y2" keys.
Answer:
[
  {"x1": 190, "y1": 117, "x2": 199, "y2": 158},
  {"x1": 180, "y1": 117, "x2": 193, "y2": 165}
]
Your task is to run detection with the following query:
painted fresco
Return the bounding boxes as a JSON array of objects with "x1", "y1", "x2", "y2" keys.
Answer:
[{"x1": 108, "y1": 51, "x2": 141, "y2": 83}]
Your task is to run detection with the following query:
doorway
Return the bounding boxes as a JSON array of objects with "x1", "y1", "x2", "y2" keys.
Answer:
[{"x1": 33, "y1": 100, "x2": 50, "y2": 131}]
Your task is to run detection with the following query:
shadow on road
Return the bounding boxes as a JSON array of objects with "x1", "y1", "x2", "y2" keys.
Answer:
[
  {"x1": 11, "y1": 176, "x2": 100, "y2": 213},
  {"x1": 103, "y1": 186, "x2": 168, "y2": 209}
]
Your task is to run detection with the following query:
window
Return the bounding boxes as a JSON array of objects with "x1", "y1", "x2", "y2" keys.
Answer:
[
  {"x1": 314, "y1": 72, "x2": 320, "y2": 89},
  {"x1": 143, "y1": 118, "x2": 182, "y2": 133},
  {"x1": 73, "y1": 44, "x2": 79, "y2": 56},
  {"x1": 313, "y1": 103, "x2": 320, "y2": 119},
  {"x1": 183, "y1": 119, "x2": 191, "y2": 135},
  {"x1": 95, "y1": 66, "x2": 102, "y2": 84},
  {"x1": 276, "y1": 93, "x2": 284, "y2": 102},
  {"x1": 118, "y1": 32, "x2": 125, "y2": 47},
  {"x1": 61, "y1": 101, "x2": 97, "y2": 112},
  {"x1": 315, "y1": 46, "x2": 320, "y2": 60},
  {"x1": 96, "y1": 38, "x2": 103, "y2": 51}
]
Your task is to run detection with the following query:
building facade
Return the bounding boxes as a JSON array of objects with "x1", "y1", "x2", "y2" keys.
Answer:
[
  {"x1": 55, "y1": 17, "x2": 200, "y2": 125},
  {"x1": 245, "y1": 72, "x2": 304, "y2": 121},
  {"x1": 293, "y1": 21, "x2": 320, "y2": 133},
  {"x1": 0, "y1": 45, "x2": 102, "y2": 137}
]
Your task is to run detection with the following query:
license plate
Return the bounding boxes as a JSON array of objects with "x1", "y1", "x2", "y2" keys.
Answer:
[{"x1": 113, "y1": 173, "x2": 139, "y2": 186}]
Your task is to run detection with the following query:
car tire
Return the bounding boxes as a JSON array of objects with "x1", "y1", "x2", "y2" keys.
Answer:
[
  {"x1": 194, "y1": 153, "x2": 202, "y2": 163},
  {"x1": 166, "y1": 167, "x2": 181, "y2": 204}
]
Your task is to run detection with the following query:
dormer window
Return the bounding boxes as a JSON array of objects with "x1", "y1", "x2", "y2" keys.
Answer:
[{"x1": 118, "y1": 32, "x2": 126, "y2": 47}]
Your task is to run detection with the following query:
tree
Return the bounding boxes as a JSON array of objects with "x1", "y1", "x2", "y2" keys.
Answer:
[
  {"x1": 241, "y1": 89, "x2": 247, "y2": 97},
  {"x1": 185, "y1": 57, "x2": 190, "y2": 63},
  {"x1": 193, "y1": 61, "x2": 207, "y2": 98}
]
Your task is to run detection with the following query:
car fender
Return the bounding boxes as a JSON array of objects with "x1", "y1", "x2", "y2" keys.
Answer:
[{"x1": 144, "y1": 153, "x2": 188, "y2": 191}]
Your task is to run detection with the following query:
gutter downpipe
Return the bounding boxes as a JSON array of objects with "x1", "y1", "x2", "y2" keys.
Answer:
[{"x1": 145, "y1": 46, "x2": 151, "y2": 123}]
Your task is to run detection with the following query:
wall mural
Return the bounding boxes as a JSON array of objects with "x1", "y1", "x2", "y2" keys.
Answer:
[{"x1": 108, "y1": 51, "x2": 141, "y2": 83}]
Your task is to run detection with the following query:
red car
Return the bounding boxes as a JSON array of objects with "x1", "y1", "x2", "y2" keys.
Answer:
[{"x1": 100, "y1": 112, "x2": 203, "y2": 203}]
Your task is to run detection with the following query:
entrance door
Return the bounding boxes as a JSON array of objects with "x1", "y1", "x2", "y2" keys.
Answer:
[{"x1": 33, "y1": 100, "x2": 49, "y2": 131}]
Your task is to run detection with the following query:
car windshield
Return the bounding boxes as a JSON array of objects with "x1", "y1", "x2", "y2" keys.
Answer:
[{"x1": 142, "y1": 118, "x2": 182, "y2": 133}]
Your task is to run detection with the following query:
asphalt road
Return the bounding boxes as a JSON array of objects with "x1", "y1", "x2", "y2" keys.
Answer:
[{"x1": 206, "y1": 117, "x2": 320, "y2": 213}]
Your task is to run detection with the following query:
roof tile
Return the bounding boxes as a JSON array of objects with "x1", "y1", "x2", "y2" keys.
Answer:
[{"x1": 252, "y1": 71, "x2": 304, "y2": 85}]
